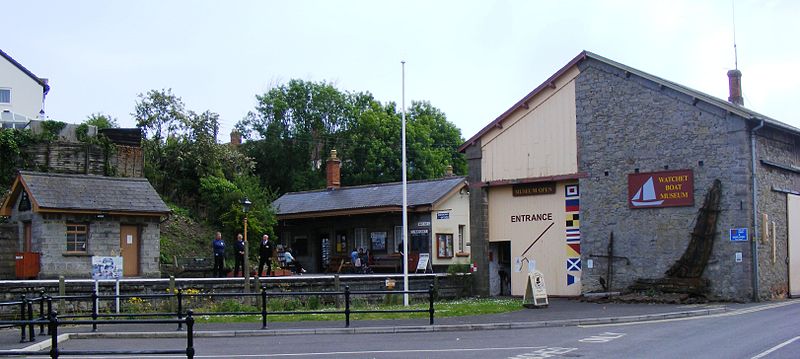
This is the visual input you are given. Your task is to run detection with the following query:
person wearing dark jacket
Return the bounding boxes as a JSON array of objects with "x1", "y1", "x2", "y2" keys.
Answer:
[
  {"x1": 212, "y1": 232, "x2": 225, "y2": 277},
  {"x1": 233, "y1": 233, "x2": 246, "y2": 277},
  {"x1": 258, "y1": 234, "x2": 273, "y2": 276}
]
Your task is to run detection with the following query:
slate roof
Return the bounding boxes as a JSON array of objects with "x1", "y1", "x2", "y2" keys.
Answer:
[
  {"x1": 15, "y1": 171, "x2": 169, "y2": 214},
  {"x1": 273, "y1": 176, "x2": 467, "y2": 216},
  {"x1": 0, "y1": 48, "x2": 50, "y2": 94},
  {"x1": 459, "y1": 50, "x2": 799, "y2": 152}
]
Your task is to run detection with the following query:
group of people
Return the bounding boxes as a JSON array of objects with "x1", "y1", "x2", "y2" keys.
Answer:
[
  {"x1": 211, "y1": 231, "x2": 305, "y2": 278},
  {"x1": 350, "y1": 247, "x2": 372, "y2": 274}
]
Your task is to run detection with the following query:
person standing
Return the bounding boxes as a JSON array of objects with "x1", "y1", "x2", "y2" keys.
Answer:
[
  {"x1": 258, "y1": 234, "x2": 273, "y2": 276},
  {"x1": 212, "y1": 232, "x2": 225, "y2": 277},
  {"x1": 233, "y1": 233, "x2": 246, "y2": 277}
]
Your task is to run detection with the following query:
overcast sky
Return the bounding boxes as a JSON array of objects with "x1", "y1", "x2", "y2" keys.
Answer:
[{"x1": 5, "y1": 0, "x2": 798, "y2": 142}]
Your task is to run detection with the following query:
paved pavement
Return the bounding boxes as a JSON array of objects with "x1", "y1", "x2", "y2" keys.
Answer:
[{"x1": 0, "y1": 297, "x2": 778, "y2": 354}]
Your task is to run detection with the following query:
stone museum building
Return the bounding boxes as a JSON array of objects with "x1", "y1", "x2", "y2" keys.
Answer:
[{"x1": 460, "y1": 51, "x2": 799, "y2": 301}]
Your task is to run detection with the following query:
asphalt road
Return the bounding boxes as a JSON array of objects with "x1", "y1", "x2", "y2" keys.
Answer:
[{"x1": 30, "y1": 302, "x2": 800, "y2": 359}]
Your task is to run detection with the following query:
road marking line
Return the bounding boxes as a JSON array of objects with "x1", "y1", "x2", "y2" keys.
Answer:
[
  {"x1": 17, "y1": 346, "x2": 554, "y2": 358},
  {"x1": 751, "y1": 336, "x2": 800, "y2": 359},
  {"x1": 579, "y1": 300, "x2": 800, "y2": 328}
]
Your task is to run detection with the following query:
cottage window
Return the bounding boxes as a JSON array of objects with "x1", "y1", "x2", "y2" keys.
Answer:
[
  {"x1": 393, "y1": 226, "x2": 403, "y2": 253},
  {"x1": 0, "y1": 89, "x2": 10, "y2": 104},
  {"x1": 66, "y1": 224, "x2": 88, "y2": 252},
  {"x1": 437, "y1": 233, "x2": 454, "y2": 258}
]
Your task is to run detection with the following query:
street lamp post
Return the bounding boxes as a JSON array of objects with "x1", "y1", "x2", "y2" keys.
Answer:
[{"x1": 242, "y1": 197, "x2": 252, "y2": 293}]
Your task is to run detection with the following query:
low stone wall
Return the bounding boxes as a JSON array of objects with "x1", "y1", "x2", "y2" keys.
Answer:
[
  {"x1": 0, "y1": 273, "x2": 472, "y2": 317},
  {"x1": 0, "y1": 225, "x2": 17, "y2": 279}
]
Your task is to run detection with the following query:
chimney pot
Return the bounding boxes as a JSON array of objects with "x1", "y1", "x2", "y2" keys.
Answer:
[
  {"x1": 445, "y1": 165, "x2": 454, "y2": 176},
  {"x1": 230, "y1": 130, "x2": 242, "y2": 147},
  {"x1": 727, "y1": 69, "x2": 744, "y2": 106},
  {"x1": 326, "y1": 149, "x2": 341, "y2": 190}
]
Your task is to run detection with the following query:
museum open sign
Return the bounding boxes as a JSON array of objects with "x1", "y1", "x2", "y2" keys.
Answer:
[{"x1": 628, "y1": 170, "x2": 694, "y2": 208}]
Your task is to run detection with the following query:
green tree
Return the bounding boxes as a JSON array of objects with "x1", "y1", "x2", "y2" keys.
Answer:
[{"x1": 85, "y1": 113, "x2": 119, "y2": 129}]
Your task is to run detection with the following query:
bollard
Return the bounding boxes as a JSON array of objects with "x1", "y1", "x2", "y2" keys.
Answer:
[
  {"x1": 91, "y1": 291, "x2": 98, "y2": 332},
  {"x1": 49, "y1": 310, "x2": 59, "y2": 359},
  {"x1": 344, "y1": 286, "x2": 351, "y2": 328},
  {"x1": 176, "y1": 288, "x2": 184, "y2": 330},
  {"x1": 115, "y1": 278, "x2": 120, "y2": 314},
  {"x1": 429, "y1": 284, "x2": 435, "y2": 325},
  {"x1": 38, "y1": 290, "x2": 46, "y2": 335},
  {"x1": 19, "y1": 294, "x2": 27, "y2": 343},
  {"x1": 185, "y1": 310, "x2": 195, "y2": 359},
  {"x1": 261, "y1": 286, "x2": 268, "y2": 329}
]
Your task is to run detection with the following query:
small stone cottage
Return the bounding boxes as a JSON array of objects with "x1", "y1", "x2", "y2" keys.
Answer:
[{"x1": 0, "y1": 171, "x2": 169, "y2": 278}]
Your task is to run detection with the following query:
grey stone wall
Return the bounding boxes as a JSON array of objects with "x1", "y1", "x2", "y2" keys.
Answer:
[
  {"x1": 754, "y1": 126, "x2": 800, "y2": 300},
  {"x1": 575, "y1": 59, "x2": 754, "y2": 300},
  {"x1": 465, "y1": 141, "x2": 490, "y2": 296},
  {"x1": 0, "y1": 224, "x2": 17, "y2": 278},
  {"x1": 24, "y1": 142, "x2": 143, "y2": 178}
]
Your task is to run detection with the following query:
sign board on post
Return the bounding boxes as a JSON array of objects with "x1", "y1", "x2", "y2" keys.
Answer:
[
  {"x1": 730, "y1": 228, "x2": 749, "y2": 242},
  {"x1": 628, "y1": 170, "x2": 694, "y2": 208},
  {"x1": 92, "y1": 256, "x2": 123, "y2": 280},
  {"x1": 415, "y1": 253, "x2": 431, "y2": 273},
  {"x1": 523, "y1": 270, "x2": 548, "y2": 308}
]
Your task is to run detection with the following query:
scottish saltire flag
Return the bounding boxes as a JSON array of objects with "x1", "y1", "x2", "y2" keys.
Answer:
[{"x1": 566, "y1": 258, "x2": 581, "y2": 271}]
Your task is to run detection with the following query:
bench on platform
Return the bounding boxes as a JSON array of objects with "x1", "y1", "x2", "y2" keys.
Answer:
[
  {"x1": 175, "y1": 257, "x2": 215, "y2": 277},
  {"x1": 370, "y1": 255, "x2": 403, "y2": 273}
]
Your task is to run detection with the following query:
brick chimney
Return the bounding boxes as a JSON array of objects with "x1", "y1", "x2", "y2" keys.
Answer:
[
  {"x1": 326, "y1": 149, "x2": 341, "y2": 190},
  {"x1": 230, "y1": 129, "x2": 242, "y2": 148},
  {"x1": 727, "y1": 69, "x2": 744, "y2": 106}
]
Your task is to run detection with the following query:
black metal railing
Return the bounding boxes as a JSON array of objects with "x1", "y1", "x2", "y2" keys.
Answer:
[{"x1": 0, "y1": 310, "x2": 195, "y2": 358}]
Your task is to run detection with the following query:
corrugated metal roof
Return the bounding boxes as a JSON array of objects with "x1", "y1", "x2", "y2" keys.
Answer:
[
  {"x1": 273, "y1": 176, "x2": 467, "y2": 215},
  {"x1": 19, "y1": 171, "x2": 169, "y2": 214}
]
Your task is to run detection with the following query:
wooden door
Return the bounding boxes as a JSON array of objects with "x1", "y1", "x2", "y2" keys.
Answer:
[
  {"x1": 119, "y1": 225, "x2": 140, "y2": 277},
  {"x1": 789, "y1": 195, "x2": 800, "y2": 297},
  {"x1": 23, "y1": 222, "x2": 32, "y2": 252}
]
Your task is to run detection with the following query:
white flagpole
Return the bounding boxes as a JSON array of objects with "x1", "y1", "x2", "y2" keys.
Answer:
[{"x1": 401, "y1": 60, "x2": 409, "y2": 307}]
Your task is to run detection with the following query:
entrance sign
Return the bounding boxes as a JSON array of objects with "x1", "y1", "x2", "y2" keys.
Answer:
[
  {"x1": 628, "y1": 170, "x2": 694, "y2": 208},
  {"x1": 730, "y1": 228, "x2": 749, "y2": 242},
  {"x1": 523, "y1": 270, "x2": 548, "y2": 308}
]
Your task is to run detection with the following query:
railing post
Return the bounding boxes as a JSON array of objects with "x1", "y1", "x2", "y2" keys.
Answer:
[
  {"x1": 27, "y1": 297, "x2": 35, "y2": 342},
  {"x1": 261, "y1": 285, "x2": 268, "y2": 329},
  {"x1": 46, "y1": 296, "x2": 53, "y2": 336},
  {"x1": 344, "y1": 286, "x2": 351, "y2": 328},
  {"x1": 176, "y1": 288, "x2": 184, "y2": 330},
  {"x1": 58, "y1": 276, "x2": 66, "y2": 314},
  {"x1": 429, "y1": 284, "x2": 435, "y2": 325},
  {"x1": 49, "y1": 310, "x2": 59, "y2": 359},
  {"x1": 38, "y1": 290, "x2": 46, "y2": 335},
  {"x1": 91, "y1": 290, "x2": 98, "y2": 332},
  {"x1": 185, "y1": 310, "x2": 195, "y2": 359},
  {"x1": 19, "y1": 294, "x2": 27, "y2": 343}
]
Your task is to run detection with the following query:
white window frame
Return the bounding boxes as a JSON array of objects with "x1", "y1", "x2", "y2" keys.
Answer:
[
  {"x1": 393, "y1": 226, "x2": 403, "y2": 253},
  {"x1": 0, "y1": 88, "x2": 10, "y2": 104},
  {"x1": 458, "y1": 225, "x2": 465, "y2": 253}
]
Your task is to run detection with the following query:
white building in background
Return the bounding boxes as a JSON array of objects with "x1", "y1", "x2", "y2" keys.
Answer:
[{"x1": 0, "y1": 48, "x2": 50, "y2": 129}]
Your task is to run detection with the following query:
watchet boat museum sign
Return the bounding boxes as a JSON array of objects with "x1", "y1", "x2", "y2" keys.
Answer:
[{"x1": 628, "y1": 170, "x2": 694, "y2": 208}]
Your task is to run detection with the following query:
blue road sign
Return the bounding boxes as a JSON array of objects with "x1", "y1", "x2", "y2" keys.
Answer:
[{"x1": 730, "y1": 228, "x2": 749, "y2": 242}]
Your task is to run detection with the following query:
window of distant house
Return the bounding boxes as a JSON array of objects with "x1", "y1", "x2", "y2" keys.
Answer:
[
  {"x1": 437, "y1": 233, "x2": 454, "y2": 258},
  {"x1": 458, "y1": 225, "x2": 465, "y2": 253},
  {"x1": 0, "y1": 89, "x2": 10, "y2": 104},
  {"x1": 66, "y1": 223, "x2": 88, "y2": 252}
]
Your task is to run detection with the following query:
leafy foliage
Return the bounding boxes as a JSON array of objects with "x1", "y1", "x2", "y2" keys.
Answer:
[
  {"x1": 237, "y1": 80, "x2": 466, "y2": 194},
  {"x1": 0, "y1": 129, "x2": 35, "y2": 189}
]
